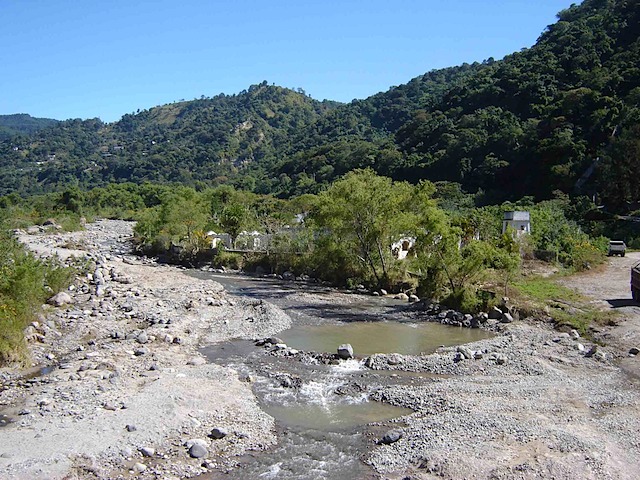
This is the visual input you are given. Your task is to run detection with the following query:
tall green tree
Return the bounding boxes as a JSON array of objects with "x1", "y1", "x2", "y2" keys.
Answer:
[{"x1": 312, "y1": 169, "x2": 429, "y2": 288}]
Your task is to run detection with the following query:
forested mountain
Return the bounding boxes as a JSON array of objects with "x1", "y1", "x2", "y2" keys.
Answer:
[
  {"x1": 0, "y1": 114, "x2": 59, "y2": 140},
  {"x1": 0, "y1": 0, "x2": 638, "y2": 211}
]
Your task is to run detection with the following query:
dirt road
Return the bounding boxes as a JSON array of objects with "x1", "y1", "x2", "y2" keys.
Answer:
[{"x1": 560, "y1": 251, "x2": 640, "y2": 377}]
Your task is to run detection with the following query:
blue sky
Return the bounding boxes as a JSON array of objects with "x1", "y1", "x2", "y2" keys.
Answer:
[{"x1": 1, "y1": 0, "x2": 576, "y2": 123}]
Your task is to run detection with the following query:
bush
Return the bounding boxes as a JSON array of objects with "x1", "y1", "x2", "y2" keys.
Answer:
[
  {"x1": 441, "y1": 287, "x2": 481, "y2": 313},
  {"x1": 0, "y1": 233, "x2": 75, "y2": 364},
  {"x1": 212, "y1": 249, "x2": 244, "y2": 270}
]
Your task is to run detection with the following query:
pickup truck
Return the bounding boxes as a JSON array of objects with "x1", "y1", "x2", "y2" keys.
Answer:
[
  {"x1": 608, "y1": 240, "x2": 626, "y2": 257},
  {"x1": 633, "y1": 262, "x2": 640, "y2": 302}
]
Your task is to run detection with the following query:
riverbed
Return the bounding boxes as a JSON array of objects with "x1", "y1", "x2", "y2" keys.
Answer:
[{"x1": 195, "y1": 271, "x2": 493, "y2": 479}]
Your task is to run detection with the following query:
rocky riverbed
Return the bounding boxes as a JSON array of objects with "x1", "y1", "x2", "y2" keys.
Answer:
[{"x1": 1, "y1": 220, "x2": 640, "y2": 479}]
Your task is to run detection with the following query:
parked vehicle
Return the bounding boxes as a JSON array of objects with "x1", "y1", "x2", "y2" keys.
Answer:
[
  {"x1": 632, "y1": 262, "x2": 640, "y2": 302},
  {"x1": 608, "y1": 240, "x2": 626, "y2": 256}
]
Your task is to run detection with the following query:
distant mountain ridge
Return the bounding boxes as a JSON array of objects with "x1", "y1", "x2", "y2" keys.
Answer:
[
  {"x1": 0, "y1": 0, "x2": 638, "y2": 210},
  {"x1": 0, "y1": 114, "x2": 59, "y2": 140}
]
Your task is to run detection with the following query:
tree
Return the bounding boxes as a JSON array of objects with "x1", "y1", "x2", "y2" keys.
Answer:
[
  {"x1": 220, "y1": 204, "x2": 249, "y2": 248},
  {"x1": 311, "y1": 169, "x2": 423, "y2": 288}
]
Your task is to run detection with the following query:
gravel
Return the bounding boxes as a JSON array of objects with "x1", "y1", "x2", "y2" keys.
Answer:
[
  {"x1": 0, "y1": 220, "x2": 288, "y2": 479},
  {"x1": 2, "y1": 220, "x2": 640, "y2": 479}
]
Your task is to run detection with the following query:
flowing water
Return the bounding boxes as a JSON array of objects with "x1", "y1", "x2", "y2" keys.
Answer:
[{"x1": 194, "y1": 272, "x2": 492, "y2": 479}]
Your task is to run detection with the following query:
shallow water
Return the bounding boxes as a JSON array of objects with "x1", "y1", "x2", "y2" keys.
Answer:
[
  {"x1": 195, "y1": 271, "x2": 491, "y2": 479},
  {"x1": 279, "y1": 320, "x2": 492, "y2": 356}
]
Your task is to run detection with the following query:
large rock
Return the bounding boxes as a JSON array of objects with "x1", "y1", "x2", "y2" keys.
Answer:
[
  {"x1": 500, "y1": 312, "x2": 514, "y2": 323},
  {"x1": 186, "y1": 439, "x2": 208, "y2": 458},
  {"x1": 337, "y1": 344, "x2": 354, "y2": 359},
  {"x1": 456, "y1": 345, "x2": 474, "y2": 360},
  {"x1": 380, "y1": 430, "x2": 403, "y2": 444},
  {"x1": 47, "y1": 292, "x2": 73, "y2": 307},
  {"x1": 488, "y1": 306, "x2": 503, "y2": 320}
]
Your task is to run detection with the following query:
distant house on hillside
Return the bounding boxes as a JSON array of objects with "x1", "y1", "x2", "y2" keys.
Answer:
[{"x1": 502, "y1": 211, "x2": 530, "y2": 236}]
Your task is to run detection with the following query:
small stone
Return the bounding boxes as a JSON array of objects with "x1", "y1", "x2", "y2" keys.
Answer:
[
  {"x1": 209, "y1": 427, "x2": 228, "y2": 440},
  {"x1": 387, "y1": 354, "x2": 402, "y2": 365},
  {"x1": 187, "y1": 356, "x2": 206, "y2": 366},
  {"x1": 133, "y1": 347, "x2": 148, "y2": 356},
  {"x1": 494, "y1": 353, "x2": 507, "y2": 365},
  {"x1": 408, "y1": 294, "x2": 420, "y2": 303},
  {"x1": 380, "y1": 289, "x2": 388, "y2": 296},
  {"x1": 394, "y1": 293, "x2": 409, "y2": 301},
  {"x1": 139, "y1": 446, "x2": 155, "y2": 457},
  {"x1": 629, "y1": 347, "x2": 640, "y2": 355},
  {"x1": 570, "y1": 329, "x2": 580, "y2": 340},
  {"x1": 132, "y1": 463, "x2": 147, "y2": 473},
  {"x1": 136, "y1": 332, "x2": 148, "y2": 344}
]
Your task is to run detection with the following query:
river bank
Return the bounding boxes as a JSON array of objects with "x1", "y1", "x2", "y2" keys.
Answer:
[{"x1": 1, "y1": 220, "x2": 639, "y2": 479}]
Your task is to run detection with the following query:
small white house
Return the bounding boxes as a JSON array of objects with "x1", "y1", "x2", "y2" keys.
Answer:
[
  {"x1": 391, "y1": 237, "x2": 415, "y2": 260},
  {"x1": 502, "y1": 211, "x2": 531, "y2": 236},
  {"x1": 207, "y1": 231, "x2": 232, "y2": 249}
]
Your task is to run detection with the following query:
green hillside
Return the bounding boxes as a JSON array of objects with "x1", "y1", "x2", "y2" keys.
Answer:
[
  {"x1": 0, "y1": 0, "x2": 638, "y2": 212},
  {"x1": 0, "y1": 114, "x2": 59, "y2": 140}
]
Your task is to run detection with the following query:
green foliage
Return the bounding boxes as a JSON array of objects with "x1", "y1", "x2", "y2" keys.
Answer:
[
  {"x1": 212, "y1": 248, "x2": 244, "y2": 270},
  {"x1": 310, "y1": 169, "x2": 429, "y2": 288},
  {"x1": 0, "y1": 232, "x2": 74, "y2": 364},
  {"x1": 0, "y1": 114, "x2": 59, "y2": 140},
  {"x1": 512, "y1": 276, "x2": 616, "y2": 335},
  {"x1": 2, "y1": 0, "x2": 638, "y2": 211}
]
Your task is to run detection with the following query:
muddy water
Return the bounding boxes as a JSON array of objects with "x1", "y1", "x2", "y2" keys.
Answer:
[
  {"x1": 280, "y1": 321, "x2": 492, "y2": 356},
  {"x1": 196, "y1": 272, "x2": 492, "y2": 479}
]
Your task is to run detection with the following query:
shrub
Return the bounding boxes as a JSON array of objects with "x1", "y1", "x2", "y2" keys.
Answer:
[{"x1": 0, "y1": 233, "x2": 75, "y2": 364}]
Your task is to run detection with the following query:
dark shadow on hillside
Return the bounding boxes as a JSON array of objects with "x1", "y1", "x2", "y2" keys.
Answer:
[{"x1": 606, "y1": 298, "x2": 639, "y2": 308}]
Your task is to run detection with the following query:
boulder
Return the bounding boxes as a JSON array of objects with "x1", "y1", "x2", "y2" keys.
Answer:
[
  {"x1": 186, "y1": 439, "x2": 208, "y2": 458},
  {"x1": 47, "y1": 292, "x2": 73, "y2": 307},
  {"x1": 380, "y1": 289, "x2": 388, "y2": 296},
  {"x1": 500, "y1": 312, "x2": 514, "y2": 324},
  {"x1": 380, "y1": 430, "x2": 403, "y2": 444},
  {"x1": 456, "y1": 346, "x2": 474, "y2": 360},
  {"x1": 394, "y1": 293, "x2": 409, "y2": 301},
  {"x1": 629, "y1": 347, "x2": 640, "y2": 355},
  {"x1": 337, "y1": 343, "x2": 354, "y2": 359},
  {"x1": 408, "y1": 294, "x2": 420, "y2": 303},
  {"x1": 488, "y1": 306, "x2": 503, "y2": 320},
  {"x1": 282, "y1": 271, "x2": 295, "y2": 281}
]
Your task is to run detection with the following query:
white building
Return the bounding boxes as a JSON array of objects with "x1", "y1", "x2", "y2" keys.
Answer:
[{"x1": 502, "y1": 211, "x2": 531, "y2": 236}]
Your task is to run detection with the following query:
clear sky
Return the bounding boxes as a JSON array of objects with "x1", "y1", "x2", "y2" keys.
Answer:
[{"x1": 1, "y1": 0, "x2": 576, "y2": 123}]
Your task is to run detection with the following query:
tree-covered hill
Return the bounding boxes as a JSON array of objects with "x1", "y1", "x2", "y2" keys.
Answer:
[
  {"x1": 0, "y1": 114, "x2": 59, "y2": 140},
  {"x1": 1, "y1": 0, "x2": 638, "y2": 211}
]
